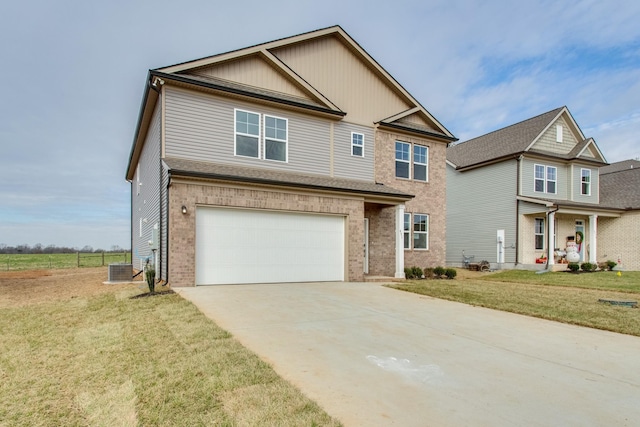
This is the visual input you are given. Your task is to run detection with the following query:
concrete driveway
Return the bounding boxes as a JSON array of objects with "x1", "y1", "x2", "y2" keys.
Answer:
[{"x1": 176, "y1": 282, "x2": 640, "y2": 426}]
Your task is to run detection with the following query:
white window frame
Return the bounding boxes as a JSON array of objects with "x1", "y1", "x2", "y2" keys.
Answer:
[
  {"x1": 413, "y1": 214, "x2": 429, "y2": 250},
  {"x1": 395, "y1": 141, "x2": 411, "y2": 179},
  {"x1": 581, "y1": 168, "x2": 591, "y2": 196},
  {"x1": 234, "y1": 108, "x2": 261, "y2": 159},
  {"x1": 263, "y1": 114, "x2": 288, "y2": 162},
  {"x1": 351, "y1": 132, "x2": 364, "y2": 157},
  {"x1": 556, "y1": 124, "x2": 563, "y2": 143},
  {"x1": 534, "y1": 218, "x2": 545, "y2": 250},
  {"x1": 534, "y1": 164, "x2": 557, "y2": 194},
  {"x1": 413, "y1": 145, "x2": 428, "y2": 182},
  {"x1": 403, "y1": 213, "x2": 411, "y2": 249}
]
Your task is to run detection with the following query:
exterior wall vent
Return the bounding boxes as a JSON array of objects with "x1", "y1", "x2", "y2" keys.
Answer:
[{"x1": 108, "y1": 263, "x2": 133, "y2": 282}]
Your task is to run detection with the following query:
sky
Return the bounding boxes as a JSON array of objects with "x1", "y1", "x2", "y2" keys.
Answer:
[{"x1": 1, "y1": 0, "x2": 639, "y2": 250}]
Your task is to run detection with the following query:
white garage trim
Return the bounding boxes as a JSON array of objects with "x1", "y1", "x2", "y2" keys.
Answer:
[{"x1": 196, "y1": 207, "x2": 346, "y2": 285}]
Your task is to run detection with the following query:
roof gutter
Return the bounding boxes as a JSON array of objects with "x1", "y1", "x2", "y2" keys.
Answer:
[{"x1": 149, "y1": 70, "x2": 346, "y2": 118}]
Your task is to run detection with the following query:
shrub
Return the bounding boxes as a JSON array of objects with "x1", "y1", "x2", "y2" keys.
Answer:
[
  {"x1": 581, "y1": 262, "x2": 596, "y2": 272},
  {"x1": 411, "y1": 266, "x2": 423, "y2": 279},
  {"x1": 444, "y1": 268, "x2": 457, "y2": 280},
  {"x1": 145, "y1": 266, "x2": 156, "y2": 293},
  {"x1": 433, "y1": 266, "x2": 446, "y2": 278},
  {"x1": 606, "y1": 260, "x2": 617, "y2": 271},
  {"x1": 423, "y1": 267, "x2": 435, "y2": 279},
  {"x1": 404, "y1": 267, "x2": 414, "y2": 279},
  {"x1": 567, "y1": 263, "x2": 580, "y2": 272}
]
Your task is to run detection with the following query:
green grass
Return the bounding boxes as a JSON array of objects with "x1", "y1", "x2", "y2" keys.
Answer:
[
  {"x1": 0, "y1": 287, "x2": 341, "y2": 426},
  {"x1": 477, "y1": 269, "x2": 640, "y2": 293},
  {"x1": 0, "y1": 252, "x2": 131, "y2": 270},
  {"x1": 390, "y1": 270, "x2": 640, "y2": 337}
]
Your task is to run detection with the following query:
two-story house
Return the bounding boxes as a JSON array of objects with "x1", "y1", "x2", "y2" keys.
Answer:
[
  {"x1": 125, "y1": 26, "x2": 456, "y2": 286},
  {"x1": 446, "y1": 106, "x2": 624, "y2": 269}
]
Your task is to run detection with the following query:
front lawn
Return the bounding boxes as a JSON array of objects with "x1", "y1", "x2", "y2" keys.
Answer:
[
  {"x1": 390, "y1": 269, "x2": 640, "y2": 337},
  {"x1": 0, "y1": 279, "x2": 340, "y2": 426}
]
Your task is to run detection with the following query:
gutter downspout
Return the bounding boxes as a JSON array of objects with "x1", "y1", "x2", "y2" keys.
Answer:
[{"x1": 515, "y1": 155, "x2": 522, "y2": 265}]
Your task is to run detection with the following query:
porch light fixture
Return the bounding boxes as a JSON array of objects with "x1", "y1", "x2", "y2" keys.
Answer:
[{"x1": 181, "y1": 205, "x2": 188, "y2": 214}]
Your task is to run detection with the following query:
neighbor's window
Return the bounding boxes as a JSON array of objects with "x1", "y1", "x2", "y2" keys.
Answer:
[
  {"x1": 403, "y1": 213, "x2": 411, "y2": 249},
  {"x1": 413, "y1": 214, "x2": 429, "y2": 249},
  {"x1": 351, "y1": 132, "x2": 364, "y2": 157},
  {"x1": 395, "y1": 141, "x2": 410, "y2": 179},
  {"x1": 235, "y1": 109, "x2": 260, "y2": 158},
  {"x1": 413, "y1": 145, "x2": 428, "y2": 181},
  {"x1": 534, "y1": 218, "x2": 545, "y2": 250},
  {"x1": 534, "y1": 164, "x2": 557, "y2": 194},
  {"x1": 581, "y1": 168, "x2": 591, "y2": 195},
  {"x1": 264, "y1": 115, "x2": 287, "y2": 162}
]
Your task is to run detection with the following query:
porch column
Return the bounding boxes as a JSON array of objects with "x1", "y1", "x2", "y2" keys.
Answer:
[
  {"x1": 589, "y1": 215, "x2": 598, "y2": 263},
  {"x1": 395, "y1": 204, "x2": 405, "y2": 278},
  {"x1": 547, "y1": 211, "x2": 555, "y2": 266}
]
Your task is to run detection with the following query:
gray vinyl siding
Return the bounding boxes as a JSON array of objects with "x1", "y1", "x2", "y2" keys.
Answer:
[
  {"x1": 572, "y1": 164, "x2": 599, "y2": 204},
  {"x1": 519, "y1": 201, "x2": 548, "y2": 215},
  {"x1": 132, "y1": 101, "x2": 162, "y2": 272},
  {"x1": 333, "y1": 121, "x2": 374, "y2": 180},
  {"x1": 520, "y1": 157, "x2": 568, "y2": 200},
  {"x1": 446, "y1": 160, "x2": 518, "y2": 265},
  {"x1": 164, "y1": 86, "x2": 331, "y2": 176}
]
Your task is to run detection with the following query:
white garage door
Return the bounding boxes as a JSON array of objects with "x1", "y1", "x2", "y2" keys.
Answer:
[{"x1": 195, "y1": 207, "x2": 345, "y2": 285}]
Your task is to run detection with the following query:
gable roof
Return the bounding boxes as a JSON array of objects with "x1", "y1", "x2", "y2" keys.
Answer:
[
  {"x1": 447, "y1": 106, "x2": 606, "y2": 170},
  {"x1": 164, "y1": 157, "x2": 414, "y2": 202},
  {"x1": 127, "y1": 25, "x2": 455, "y2": 180},
  {"x1": 600, "y1": 159, "x2": 640, "y2": 175}
]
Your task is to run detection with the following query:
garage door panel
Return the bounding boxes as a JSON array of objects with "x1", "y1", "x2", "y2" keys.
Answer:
[{"x1": 196, "y1": 208, "x2": 345, "y2": 285}]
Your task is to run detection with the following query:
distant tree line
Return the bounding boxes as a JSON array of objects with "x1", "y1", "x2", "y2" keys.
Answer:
[{"x1": 0, "y1": 243, "x2": 130, "y2": 254}]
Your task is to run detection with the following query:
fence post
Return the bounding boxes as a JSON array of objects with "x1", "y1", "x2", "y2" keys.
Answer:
[
  {"x1": 77, "y1": 252, "x2": 80, "y2": 268},
  {"x1": 102, "y1": 252, "x2": 105, "y2": 266}
]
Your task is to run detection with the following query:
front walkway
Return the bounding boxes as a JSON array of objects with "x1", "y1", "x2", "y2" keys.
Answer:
[{"x1": 177, "y1": 282, "x2": 640, "y2": 427}]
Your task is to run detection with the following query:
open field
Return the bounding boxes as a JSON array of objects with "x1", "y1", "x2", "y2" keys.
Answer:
[
  {"x1": 0, "y1": 268, "x2": 341, "y2": 426},
  {"x1": 391, "y1": 269, "x2": 640, "y2": 337},
  {"x1": 0, "y1": 252, "x2": 131, "y2": 270}
]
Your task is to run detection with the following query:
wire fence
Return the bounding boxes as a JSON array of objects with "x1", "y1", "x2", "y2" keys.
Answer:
[{"x1": 1, "y1": 252, "x2": 132, "y2": 271}]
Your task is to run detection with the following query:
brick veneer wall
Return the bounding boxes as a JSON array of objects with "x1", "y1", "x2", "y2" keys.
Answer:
[
  {"x1": 598, "y1": 212, "x2": 640, "y2": 271},
  {"x1": 168, "y1": 180, "x2": 365, "y2": 286},
  {"x1": 365, "y1": 204, "x2": 396, "y2": 276},
  {"x1": 374, "y1": 129, "x2": 448, "y2": 270}
]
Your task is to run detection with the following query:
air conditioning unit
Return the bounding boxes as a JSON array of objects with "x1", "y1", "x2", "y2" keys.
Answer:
[{"x1": 108, "y1": 263, "x2": 133, "y2": 282}]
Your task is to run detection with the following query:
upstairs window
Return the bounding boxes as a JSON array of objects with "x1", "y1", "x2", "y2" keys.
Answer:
[
  {"x1": 351, "y1": 132, "x2": 364, "y2": 157},
  {"x1": 395, "y1": 142, "x2": 410, "y2": 179},
  {"x1": 264, "y1": 115, "x2": 287, "y2": 162},
  {"x1": 413, "y1": 145, "x2": 428, "y2": 182},
  {"x1": 235, "y1": 109, "x2": 260, "y2": 158},
  {"x1": 581, "y1": 168, "x2": 591, "y2": 195},
  {"x1": 534, "y1": 164, "x2": 557, "y2": 194}
]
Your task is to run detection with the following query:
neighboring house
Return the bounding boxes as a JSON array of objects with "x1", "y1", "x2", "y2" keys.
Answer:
[
  {"x1": 125, "y1": 26, "x2": 456, "y2": 286},
  {"x1": 598, "y1": 159, "x2": 640, "y2": 271},
  {"x1": 446, "y1": 106, "x2": 626, "y2": 269}
]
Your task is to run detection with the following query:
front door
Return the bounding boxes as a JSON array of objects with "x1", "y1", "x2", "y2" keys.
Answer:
[{"x1": 575, "y1": 220, "x2": 585, "y2": 262}]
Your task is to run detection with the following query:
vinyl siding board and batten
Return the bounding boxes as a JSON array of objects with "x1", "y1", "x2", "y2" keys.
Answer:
[
  {"x1": 164, "y1": 86, "x2": 331, "y2": 176},
  {"x1": 270, "y1": 36, "x2": 412, "y2": 126},
  {"x1": 133, "y1": 101, "x2": 162, "y2": 270},
  {"x1": 446, "y1": 160, "x2": 517, "y2": 265}
]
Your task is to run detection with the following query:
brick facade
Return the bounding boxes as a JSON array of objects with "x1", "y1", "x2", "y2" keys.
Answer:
[
  {"x1": 598, "y1": 212, "x2": 640, "y2": 271},
  {"x1": 373, "y1": 128, "x2": 448, "y2": 270},
  {"x1": 168, "y1": 180, "x2": 365, "y2": 286}
]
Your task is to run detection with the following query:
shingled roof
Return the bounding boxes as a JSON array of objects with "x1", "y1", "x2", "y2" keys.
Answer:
[
  {"x1": 164, "y1": 157, "x2": 414, "y2": 201},
  {"x1": 447, "y1": 107, "x2": 564, "y2": 169},
  {"x1": 600, "y1": 160, "x2": 640, "y2": 210}
]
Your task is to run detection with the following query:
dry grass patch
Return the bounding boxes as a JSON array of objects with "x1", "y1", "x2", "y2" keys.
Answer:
[
  {"x1": 391, "y1": 270, "x2": 640, "y2": 337},
  {"x1": 0, "y1": 268, "x2": 341, "y2": 426}
]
